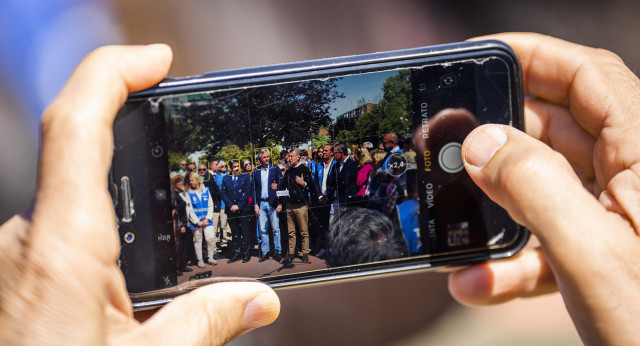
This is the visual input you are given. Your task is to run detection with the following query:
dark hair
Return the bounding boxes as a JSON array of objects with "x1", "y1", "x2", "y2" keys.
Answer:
[
  {"x1": 326, "y1": 207, "x2": 409, "y2": 267},
  {"x1": 335, "y1": 143, "x2": 349, "y2": 155}
]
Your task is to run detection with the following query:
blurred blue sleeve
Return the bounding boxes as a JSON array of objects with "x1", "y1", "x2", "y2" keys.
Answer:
[{"x1": 0, "y1": 0, "x2": 122, "y2": 135}]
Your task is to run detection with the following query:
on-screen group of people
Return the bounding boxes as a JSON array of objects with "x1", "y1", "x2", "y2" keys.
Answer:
[{"x1": 169, "y1": 132, "x2": 419, "y2": 275}]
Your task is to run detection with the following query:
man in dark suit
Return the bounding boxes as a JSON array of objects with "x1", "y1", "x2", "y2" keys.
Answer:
[
  {"x1": 330, "y1": 143, "x2": 358, "y2": 207},
  {"x1": 252, "y1": 148, "x2": 283, "y2": 262},
  {"x1": 312, "y1": 144, "x2": 336, "y2": 258},
  {"x1": 220, "y1": 160, "x2": 255, "y2": 263}
]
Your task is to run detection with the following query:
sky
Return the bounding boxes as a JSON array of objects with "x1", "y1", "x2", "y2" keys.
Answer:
[{"x1": 328, "y1": 69, "x2": 399, "y2": 119}]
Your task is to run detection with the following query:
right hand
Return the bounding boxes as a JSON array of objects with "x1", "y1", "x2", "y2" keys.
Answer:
[
  {"x1": 447, "y1": 33, "x2": 640, "y2": 345},
  {"x1": 254, "y1": 205, "x2": 260, "y2": 216},
  {"x1": 231, "y1": 205, "x2": 240, "y2": 213}
]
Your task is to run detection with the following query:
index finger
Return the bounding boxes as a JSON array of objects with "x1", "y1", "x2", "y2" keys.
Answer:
[
  {"x1": 33, "y1": 45, "x2": 172, "y2": 264},
  {"x1": 477, "y1": 33, "x2": 640, "y2": 138}
]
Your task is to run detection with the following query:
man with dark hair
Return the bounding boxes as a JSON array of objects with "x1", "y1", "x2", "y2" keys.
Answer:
[
  {"x1": 221, "y1": 160, "x2": 255, "y2": 263},
  {"x1": 280, "y1": 148, "x2": 318, "y2": 265},
  {"x1": 326, "y1": 207, "x2": 409, "y2": 267},
  {"x1": 209, "y1": 159, "x2": 219, "y2": 175},
  {"x1": 253, "y1": 148, "x2": 283, "y2": 262},
  {"x1": 330, "y1": 143, "x2": 358, "y2": 207},
  {"x1": 312, "y1": 143, "x2": 336, "y2": 258}
]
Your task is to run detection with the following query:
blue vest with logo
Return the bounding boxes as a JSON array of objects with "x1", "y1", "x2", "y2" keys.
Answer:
[
  {"x1": 188, "y1": 187, "x2": 213, "y2": 229},
  {"x1": 396, "y1": 199, "x2": 422, "y2": 254},
  {"x1": 316, "y1": 160, "x2": 336, "y2": 183}
]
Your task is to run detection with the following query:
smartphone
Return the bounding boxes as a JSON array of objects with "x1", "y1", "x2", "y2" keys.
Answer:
[{"x1": 110, "y1": 40, "x2": 528, "y2": 310}]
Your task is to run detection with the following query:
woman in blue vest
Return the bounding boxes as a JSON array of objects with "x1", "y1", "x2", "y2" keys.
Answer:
[{"x1": 186, "y1": 172, "x2": 218, "y2": 268}]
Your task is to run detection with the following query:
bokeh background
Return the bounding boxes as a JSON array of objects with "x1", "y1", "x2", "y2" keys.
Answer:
[{"x1": 2, "y1": 1, "x2": 638, "y2": 344}]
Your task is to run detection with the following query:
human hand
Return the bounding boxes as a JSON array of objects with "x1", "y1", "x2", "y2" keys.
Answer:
[
  {"x1": 180, "y1": 226, "x2": 186, "y2": 234},
  {"x1": 254, "y1": 205, "x2": 260, "y2": 216},
  {"x1": 275, "y1": 204, "x2": 282, "y2": 213},
  {"x1": 271, "y1": 182, "x2": 278, "y2": 190},
  {"x1": 231, "y1": 205, "x2": 240, "y2": 213},
  {"x1": 448, "y1": 33, "x2": 640, "y2": 345},
  {"x1": 295, "y1": 174, "x2": 305, "y2": 186},
  {"x1": 0, "y1": 45, "x2": 279, "y2": 345}
]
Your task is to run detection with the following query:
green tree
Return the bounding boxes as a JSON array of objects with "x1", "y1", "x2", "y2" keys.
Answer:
[
  {"x1": 312, "y1": 133, "x2": 331, "y2": 148},
  {"x1": 335, "y1": 129, "x2": 357, "y2": 147},
  {"x1": 168, "y1": 152, "x2": 189, "y2": 173},
  {"x1": 239, "y1": 80, "x2": 343, "y2": 147},
  {"x1": 352, "y1": 70, "x2": 411, "y2": 143},
  {"x1": 165, "y1": 80, "x2": 343, "y2": 158},
  {"x1": 213, "y1": 144, "x2": 246, "y2": 162}
]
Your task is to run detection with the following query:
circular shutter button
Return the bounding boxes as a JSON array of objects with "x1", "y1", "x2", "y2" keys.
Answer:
[{"x1": 439, "y1": 142, "x2": 463, "y2": 174}]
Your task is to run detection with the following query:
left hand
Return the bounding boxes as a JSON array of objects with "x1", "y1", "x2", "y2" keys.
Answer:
[{"x1": 0, "y1": 45, "x2": 279, "y2": 345}]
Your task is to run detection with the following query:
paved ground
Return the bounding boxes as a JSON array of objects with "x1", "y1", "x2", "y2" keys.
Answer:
[{"x1": 177, "y1": 253, "x2": 329, "y2": 285}]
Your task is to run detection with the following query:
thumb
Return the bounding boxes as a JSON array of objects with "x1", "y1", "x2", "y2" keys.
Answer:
[
  {"x1": 135, "y1": 282, "x2": 280, "y2": 345},
  {"x1": 462, "y1": 125, "x2": 626, "y2": 265}
]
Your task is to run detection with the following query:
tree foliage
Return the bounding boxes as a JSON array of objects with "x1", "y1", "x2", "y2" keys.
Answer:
[
  {"x1": 351, "y1": 70, "x2": 412, "y2": 144},
  {"x1": 165, "y1": 80, "x2": 343, "y2": 160},
  {"x1": 312, "y1": 133, "x2": 332, "y2": 149}
]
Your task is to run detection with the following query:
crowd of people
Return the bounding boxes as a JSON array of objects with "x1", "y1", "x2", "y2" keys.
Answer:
[{"x1": 169, "y1": 132, "x2": 420, "y2": 275}]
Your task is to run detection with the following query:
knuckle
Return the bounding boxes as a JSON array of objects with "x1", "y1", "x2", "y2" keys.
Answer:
[
  {"x1": 40, "y1": 100, "x2": 75, "y2": 139},
  {"x1": 84, "y1": 45, "x2": 120, "y2": 65},
  {"x1": 590, "y1": 47, "x2": 624, "y2": 65},
  {"x1": 495, "y1": 145, "x2": 568, "y2": 200}
]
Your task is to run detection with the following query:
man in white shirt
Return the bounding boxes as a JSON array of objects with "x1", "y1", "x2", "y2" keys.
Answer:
[
  {"x1": 312, "y1": 144, "x2": 336, "y2": 258},
  {"x1": 252, "y1": 148, "x2": 283, "y2": 262}
]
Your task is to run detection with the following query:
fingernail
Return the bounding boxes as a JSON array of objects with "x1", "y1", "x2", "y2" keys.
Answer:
[
  {"x1": 243, "y1": 291, "x2": 280, "y2": 331},
  {"x1": 465, "y1": 126, "x2": 507, "y2": 168}
]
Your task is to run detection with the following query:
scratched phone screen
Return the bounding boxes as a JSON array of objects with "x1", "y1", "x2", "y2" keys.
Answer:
[
  {"x1": 113, "y1": 52, "x2": 524, "y2": 293},
  {"x1": 134, "y1": 56, "x2": 519, "y2": 285}
]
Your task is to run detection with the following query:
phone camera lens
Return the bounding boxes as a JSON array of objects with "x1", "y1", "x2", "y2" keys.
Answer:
[
  {"x1": 440, "y1": 74, "x2": 457, "y2": 87},
  {"x1": 124, "y1": 232, "x2": 135, "y2": 244}
]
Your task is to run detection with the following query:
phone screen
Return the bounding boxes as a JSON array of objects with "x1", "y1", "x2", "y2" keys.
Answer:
[{"x1": 112, "y1": 48, "x2": 525, "y2": 294}]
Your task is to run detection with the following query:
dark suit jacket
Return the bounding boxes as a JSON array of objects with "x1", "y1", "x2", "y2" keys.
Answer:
[
  {"x1": 329, "y1": 157, "x2": 358, "y2": 204},
  {"x1": 201, "y1": 172, "x2": 222, "y2": 212},
  {"x1": 252, "y1": 165, "x2": 282, "y2": 207},
  {"x1": 314, "y1": 159, "x2": 337, "y2": 203},
  {"x1": 220, "y1": 173, "x2": 254, "y2": 213}
]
